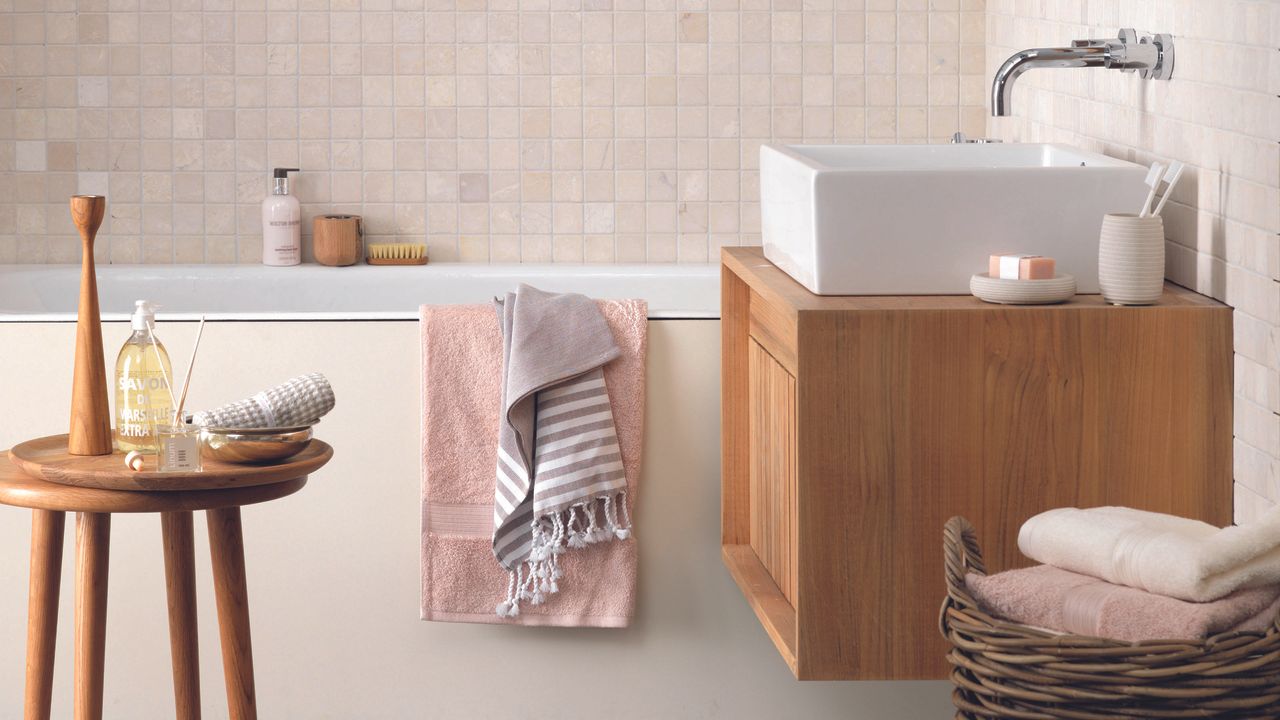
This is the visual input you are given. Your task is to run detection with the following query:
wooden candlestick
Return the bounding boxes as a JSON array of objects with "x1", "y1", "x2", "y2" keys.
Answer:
[{"x1": 68, "y1": 195, "x2": 112, "y2": 456}]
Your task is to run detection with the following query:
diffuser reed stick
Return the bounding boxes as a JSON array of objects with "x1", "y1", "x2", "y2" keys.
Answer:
[{"x1": 172, "y1": 315, "x2": 206, "y2": 425}]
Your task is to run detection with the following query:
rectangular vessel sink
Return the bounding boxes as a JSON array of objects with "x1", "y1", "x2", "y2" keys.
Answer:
[{"x1": 760, "y1": 143, "x2": 1149, "y2": 295}]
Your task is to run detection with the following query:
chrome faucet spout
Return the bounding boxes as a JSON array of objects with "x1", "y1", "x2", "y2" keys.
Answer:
[
  {"x1": 991, "y1": 29, "x2": 1174, "y2": 117},
  {"x1": 992, "y1": 46, "x2": 1109, "y2": 116}
]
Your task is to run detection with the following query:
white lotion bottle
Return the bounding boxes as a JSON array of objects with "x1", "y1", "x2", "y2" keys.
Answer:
[{"x1": 262, "y1": 167, "x2": 301, "y2": 266}]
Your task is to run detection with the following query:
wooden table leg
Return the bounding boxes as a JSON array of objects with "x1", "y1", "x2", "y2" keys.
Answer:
[
  {"x1": 208, "y1": 507, "x2": 256, "y2": 720},
  {"x1": 24, "y1": 510, "x2": 65, "y2": 720},
  {"x1": 73, "y1": 512, "x2": 110, "y2": 720},
  {"x1": 162, "y1": 511, "x2": 201, "y2": 720}
]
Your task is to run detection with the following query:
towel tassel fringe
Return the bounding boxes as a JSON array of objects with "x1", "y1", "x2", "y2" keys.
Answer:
[{"x1": 493, "y1": 491, "x2": 634, "y2": 618}]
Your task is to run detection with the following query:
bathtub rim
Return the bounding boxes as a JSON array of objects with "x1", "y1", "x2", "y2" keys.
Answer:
[{"x1": 0, "y1": 262, "x2": 722, "y2": 321}]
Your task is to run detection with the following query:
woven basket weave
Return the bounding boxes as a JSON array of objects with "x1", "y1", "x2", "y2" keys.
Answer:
[{"x1": 940, "y1": 516, "x2": 1280, "y2": 719}]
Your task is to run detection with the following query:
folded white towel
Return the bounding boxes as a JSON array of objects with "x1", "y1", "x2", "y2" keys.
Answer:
[{"x1": 1018, "y1": 505, "x2": 1280, "y2": 603}]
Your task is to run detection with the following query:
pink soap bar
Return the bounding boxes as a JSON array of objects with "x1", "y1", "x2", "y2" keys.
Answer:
[
  {"x1": 988, "y1": 253, "x2": 1055, "y2": 279},
  {"x1": 1020, "y1": 256, "x2": 1055, "y2": 279},
  {"x1": 988, "y1": 254, "x2": 1004, "y2": 277}
]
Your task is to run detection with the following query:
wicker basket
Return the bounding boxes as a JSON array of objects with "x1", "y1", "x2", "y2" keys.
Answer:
[{"x1": 940, "y1": 516, "x2": 1280, "y2": 719}]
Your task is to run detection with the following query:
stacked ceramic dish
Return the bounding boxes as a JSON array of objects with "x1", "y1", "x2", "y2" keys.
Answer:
[
  {"x1": 969, "y1": 273, "x2": 1077, "y2": 305},
  {"x1": 1098, "y1": 213, "x2": 1165, "y2": 305}
]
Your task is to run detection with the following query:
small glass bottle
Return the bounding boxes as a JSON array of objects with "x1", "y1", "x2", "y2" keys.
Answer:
[{"x1": 157, "y1": 423, "x2": 202, "y2": 472}]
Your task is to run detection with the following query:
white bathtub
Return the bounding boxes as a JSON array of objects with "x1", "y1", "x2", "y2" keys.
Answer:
[
  {"x1": 0, "y1": 261, "x2": 952, "y2": 718},
  {"x1": 0, "y1": 263, "x2": 720, "y2": 321}
]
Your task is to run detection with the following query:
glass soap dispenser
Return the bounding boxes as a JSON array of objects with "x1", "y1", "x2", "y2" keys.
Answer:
[{"x1": 114, "y1": 300, "x2": 173, "y2": 453}]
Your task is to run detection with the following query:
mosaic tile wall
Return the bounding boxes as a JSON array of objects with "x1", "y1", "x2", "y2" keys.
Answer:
[{"x1": 0, "y1": 0, "x2": 985, "y2": 263}]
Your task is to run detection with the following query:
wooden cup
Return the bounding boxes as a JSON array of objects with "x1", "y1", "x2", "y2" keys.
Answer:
[
  {"x1": 68, "y1": 195, "x2": 113, "y2": 456},
  {"x1": 313, "y1": 215, "x2": 362, "y2": 267}
]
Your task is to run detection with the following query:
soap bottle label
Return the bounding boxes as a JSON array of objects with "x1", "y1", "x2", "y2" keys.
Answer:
[{"x1": 117, "y1": 371, "x2": 171, "y2": 443}]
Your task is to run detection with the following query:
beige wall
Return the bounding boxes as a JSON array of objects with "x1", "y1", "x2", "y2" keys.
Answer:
[
  {"x1": 0, "y1": 319, "x2": 953, "y2": 718},
  {"x1": 0, "y1": 0, "x2": 984, "y2": 265},
  {"x1": 986, "y1": 0, "x2": 1280, "y2": 523}
]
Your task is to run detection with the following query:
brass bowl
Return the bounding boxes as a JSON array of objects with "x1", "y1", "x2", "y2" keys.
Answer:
[{"x1": 199, "y1": 425, "x2": 314, "y2": 464}]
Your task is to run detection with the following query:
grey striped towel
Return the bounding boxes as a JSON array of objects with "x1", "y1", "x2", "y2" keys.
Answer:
[
  {"x1": 191, "y1": 372, "x2": 335, "y2": 429},
  {"x1": 492, "y1": 285, "x2": 632, "y2": 618}
]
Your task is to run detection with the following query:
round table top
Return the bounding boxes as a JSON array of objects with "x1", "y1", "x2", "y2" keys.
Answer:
[
  {"x1": 0, "y1": 452, "x2": 318, "y2": 514},
  {"x1": 9, "y1": 435, "x2": 332, "y2": 492}
]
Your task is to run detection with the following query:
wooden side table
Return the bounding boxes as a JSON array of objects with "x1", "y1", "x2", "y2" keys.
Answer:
[{"x1": 0, "y1": 439, "x2": 333, "y2": 720}]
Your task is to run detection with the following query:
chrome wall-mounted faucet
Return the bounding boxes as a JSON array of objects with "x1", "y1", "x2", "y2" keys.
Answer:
[
  {"x1": 991, "y1": 28, "x2": 1174, "y2": 116},
  {"x1": 950, "y1": 132, "x2": 1002, "y2": 144}
]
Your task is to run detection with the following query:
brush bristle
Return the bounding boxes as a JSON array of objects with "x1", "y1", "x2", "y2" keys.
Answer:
[{"x1": 367, "y1": 243, "x2": 426, "y2": 260}]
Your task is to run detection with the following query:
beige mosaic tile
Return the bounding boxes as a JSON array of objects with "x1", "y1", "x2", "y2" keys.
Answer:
[{"x1": 1, "y1": 0, "x2": 982, "y2": 264}]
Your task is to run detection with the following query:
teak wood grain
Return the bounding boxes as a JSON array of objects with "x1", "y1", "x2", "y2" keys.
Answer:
[
  {"x1": 748, "y1": 340, "x2": 798, "y2": 607},
  {"x1": 720, "y1": 247, "x2": 1234, "y2": 680},
  {"x1": 208, "y1": 507, "x2": 257, "y2": 720},
  {"x1": 10, "y1": 435, "x2": 333, "y2": 492},
  {"x1": 73, "y1": 512, "x2": 110, "y2": 720},
  {"x1": 68, "y1": 195, "x2": 112, "y2": 456},
  {"x1": 162, "y1": 511, "x2": 201, "y2": 720},
  {"x1": 312, "y1": 215, "x2": 362, "y2": 267},
  {"x1": 721, "y1": 544, "x2": 798, "y2": 673},
  {"x1": 2, "y1": 442, "x2": 330, "y2": 719},
  {"x1": 0, "y1": 453, "x2": 312, "y2": 514},
  {"x1": 24, "y1": 510, "x2": 64, "y2": 720},
  {"x1": 721, "y1": 265, "x2": 751, "y2": 548}
]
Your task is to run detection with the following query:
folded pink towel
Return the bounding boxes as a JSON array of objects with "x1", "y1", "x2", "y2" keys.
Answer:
[
  {"x1": 967, "y1": 565, "x2": 1280, "y2": 643},
  {"x1": 420, "y1": 300, "x2": 647, "y2": 627}
]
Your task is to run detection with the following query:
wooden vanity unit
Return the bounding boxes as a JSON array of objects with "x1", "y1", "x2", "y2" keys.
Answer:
[{"x1": 720, "y1": 247, "x2": 1233, "y2": 680}]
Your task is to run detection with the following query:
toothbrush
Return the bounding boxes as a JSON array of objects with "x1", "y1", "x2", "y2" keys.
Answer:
[
  {"x1": 172, "y1": 315, "x2": 207, "y2": 426},
  {"x1": 1150, "y1": 161, "x2": 1185, "y2": 217},
  {"x1": 1138, "y1": 161, "x2": 1165, "y2": 217}
]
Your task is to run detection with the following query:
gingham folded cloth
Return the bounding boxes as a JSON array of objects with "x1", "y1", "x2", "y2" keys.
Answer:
[{"x1": 191, "y1": 373, "x2": 335, "y2": 429}]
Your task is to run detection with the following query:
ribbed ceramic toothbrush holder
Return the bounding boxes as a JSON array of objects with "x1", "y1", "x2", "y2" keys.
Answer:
[{"x1": 1098, "y1": 213, "x2": 1165, "y2": 306}]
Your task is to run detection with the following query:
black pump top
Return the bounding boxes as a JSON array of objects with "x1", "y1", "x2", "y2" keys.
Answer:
[{"x1": 273, "y1": 167, "x2": 299, "y2": 179}]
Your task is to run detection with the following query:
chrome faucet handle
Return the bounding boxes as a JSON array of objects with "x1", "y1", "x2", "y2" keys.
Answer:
[
  {"x1": 1114, "y1": 28, "x2": 1140, "y2": 72},
  {"x1": 950, "y1": 132, "x2": 1003, "y2": 144},
  {"x1": 1104, "y1": 28, "x2": 1171, "y2": 77},
  {"x1": 1140, "y1": 33, "x2": 1175, "y2": 80}
]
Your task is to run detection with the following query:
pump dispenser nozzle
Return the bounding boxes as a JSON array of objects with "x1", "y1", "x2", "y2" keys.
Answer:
[
  {"x1": 131, "y1": 299, "x2": 160, "y2": 330},
  {"x1": 272, "y1": 168, "x2": 299, "y2": 195}
]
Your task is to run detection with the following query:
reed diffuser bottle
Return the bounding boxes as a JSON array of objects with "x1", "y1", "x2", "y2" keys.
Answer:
[{"x1": 115, "y1": 300, "x2": 173, "y2": 452}]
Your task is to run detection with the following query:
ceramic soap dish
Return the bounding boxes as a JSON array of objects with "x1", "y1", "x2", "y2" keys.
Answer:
[{"x1": 970, "y1": 273, "x2": 1077, "y2": 305}]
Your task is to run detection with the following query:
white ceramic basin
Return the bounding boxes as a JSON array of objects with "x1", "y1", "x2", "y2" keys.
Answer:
[{"x1": 760, "y1": 143, "x2": 1149, "y2": 295}]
